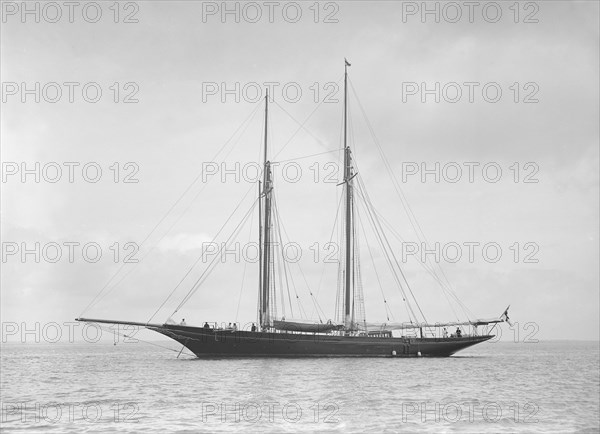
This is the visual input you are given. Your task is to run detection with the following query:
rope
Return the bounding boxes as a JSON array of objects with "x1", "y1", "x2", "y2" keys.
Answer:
[
  {"x1": 354, "y1": 176, "x2": 424, "y2": 324},
  {"x1": 355, "y1": 201, "x2": 393, "y2": 322},
  {"x1": 171, "y1": 195, "x2": 260, "y2": 316},
  {"x1": 272, "y1": 149, "x2": 342, "y2": 164},
  {"x1": 349, "y1": 79, "x2": 474, "y2": 323},
  {"x1": 95, "y1": 324, "x2": 196, "y2": 358},
  {"x1": 271, "y1": 75, "x2": 343, "y2": 161},
  {"x1": 80, "y1": 103, "x2": 262, "y2": 317},
  {"x1": 148, "y1": 183, "x2": 257, "y2": 324},
  {"x1": 235, "y1": 201, "x2": 255, "y2": 323}
]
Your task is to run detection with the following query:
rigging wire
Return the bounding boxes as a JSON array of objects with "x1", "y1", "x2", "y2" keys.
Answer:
[
  {"x1": 147, "y1": 183, "x2": 257, "y2": 324},
  {"x1": 86, "y1": 72, "x2": 481, "y2": 333},
  {"x1": 272, "y1": 149, "x2": 343, "y2": 164},
  {"x1": 272, "y1": 188, "x2": 326, "y2": 321},
  {"x1": 270, "y1": 75, "x2": 344, "y2": 161},
  {"x1": 352, "y1": 174, "x2": 458, "y2": 319},
  {"x1": 373, "y1": 210, "x2": 467, "y2": 322},
  {"x1": 235, "y1": 198, "x2": 255, "y2": 323},
  {"x1": 80, "y1": 103, "x2": 262, "y2": 317},
  {"x1": 334, "y1": 102, "x2": 346, "y2": 324},
  {"x1": 272, "y1": 196, "x2": 295, "y2": 318},
  {"x1": 273, "y1": 199, "x2": 288, "y2": 319},
  {"x1": 94, "y1": 324, "x2": 196, "y2": 358},
  {"x1": 309, "y1": 192, "x2": 344, "y2": 320},
  {"x1": 355, "y1": 199, "x2": 394, "y2": 322},
  {"x1": 352, "y1": 198, "x2": 367, "y2": 330},
  {"x1": 170, "y1": 195, "x2": 260, "y2": 317},
  {"x1": 354, "y1": 175, "x2": 425, "y2": 324},
  {"x1": 349, "y1": 78, "x2": 474, "y2": 323}
]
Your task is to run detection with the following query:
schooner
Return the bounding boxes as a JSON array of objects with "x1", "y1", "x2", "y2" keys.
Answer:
[{"x1": 77, "y1": 61, "x2": 510, "y2": 357}]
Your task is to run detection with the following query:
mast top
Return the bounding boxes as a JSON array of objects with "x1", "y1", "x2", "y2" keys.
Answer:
[
  {"x1": 263, "y1": 88, "x2": 269, "y2": 167},
  {"x1": 343, "y1": 58, "x2": 350, "y2": 152}
]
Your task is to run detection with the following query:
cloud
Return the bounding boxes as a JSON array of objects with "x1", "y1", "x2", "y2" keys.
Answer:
[
  {"x1": 157, "y1": 232, "x2": 213, "y2": 253},
  {"x1": 2, "y1": 1, "x2": 598, "y2": 341}
]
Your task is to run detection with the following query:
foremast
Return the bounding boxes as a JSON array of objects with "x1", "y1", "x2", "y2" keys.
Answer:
[{"x1": 259, "y1": 90, "x2": 273, "y2": 330}]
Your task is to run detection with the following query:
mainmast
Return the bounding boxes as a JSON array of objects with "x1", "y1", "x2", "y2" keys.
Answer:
[
  {"x1": 260, "y1": 90, "x2": 273, "y2": 329},
  {"x1": 343, "y1": 59, "x2": 353, "y2": 331}
]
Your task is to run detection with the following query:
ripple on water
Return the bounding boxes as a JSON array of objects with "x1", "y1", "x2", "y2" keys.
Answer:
[{"x1": 0, "y1": 341, "x2": 598, "y2": 433}]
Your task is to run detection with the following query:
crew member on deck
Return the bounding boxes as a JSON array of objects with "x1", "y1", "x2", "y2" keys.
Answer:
[
  {"x1": 251, "y1": 323, "x2": 257, "y2": 332},
  {"x1": 203, "y1": 322, "x2": 210, "y2": 329},
  {"x1": 443, "y1": 327, "x2": 448, "y2": 338},
  {"x1": 180, "y1": 319, "x2": 186, "y2": 326},
  {"x1": 456, "y1": 327, "x2": 462, "y2": 338}
]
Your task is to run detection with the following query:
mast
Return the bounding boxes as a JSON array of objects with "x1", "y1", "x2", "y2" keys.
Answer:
[
  {"x1": 260, "y1": 90, "x2": 273, "y2": 329},
  {"x1": 258, "y1": 180, "x2": 263, "y2": 326},
  {"x1": 343, "y1": 59, "x2": 353, "y2": 331}
]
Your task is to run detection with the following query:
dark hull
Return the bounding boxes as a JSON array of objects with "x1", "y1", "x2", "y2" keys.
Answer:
[{"x1": 151, "y1": 325, "x2": 493, "y2": 358}]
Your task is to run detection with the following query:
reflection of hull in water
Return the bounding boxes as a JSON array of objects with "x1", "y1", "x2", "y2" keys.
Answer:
[{"x1": 152, "y1": 325, "x2": 494, "y2": 357}]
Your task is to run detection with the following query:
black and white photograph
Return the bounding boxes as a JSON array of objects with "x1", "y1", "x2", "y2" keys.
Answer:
[{"x1": 1, "y1": 0, "x2": 599, "y2": 432}]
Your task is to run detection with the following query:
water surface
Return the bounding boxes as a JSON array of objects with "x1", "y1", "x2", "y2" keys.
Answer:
[{"x1": 1, "y1": 341, "x2": 598, "y2": 433}]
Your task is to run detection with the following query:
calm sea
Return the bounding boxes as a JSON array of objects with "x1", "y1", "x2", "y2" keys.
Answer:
[{"x1": 1, "y1": 341, "x2": 598, "y2": 433}]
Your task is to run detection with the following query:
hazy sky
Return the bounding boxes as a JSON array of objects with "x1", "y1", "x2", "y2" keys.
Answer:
[{"x1": 1, "y1": 1, "x2": 598, "y2": 342}]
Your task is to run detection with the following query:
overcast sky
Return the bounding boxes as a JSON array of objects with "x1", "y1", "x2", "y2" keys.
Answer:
[{"x1": 1, "y1": 1, "x2": 598, "y2": 342}]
